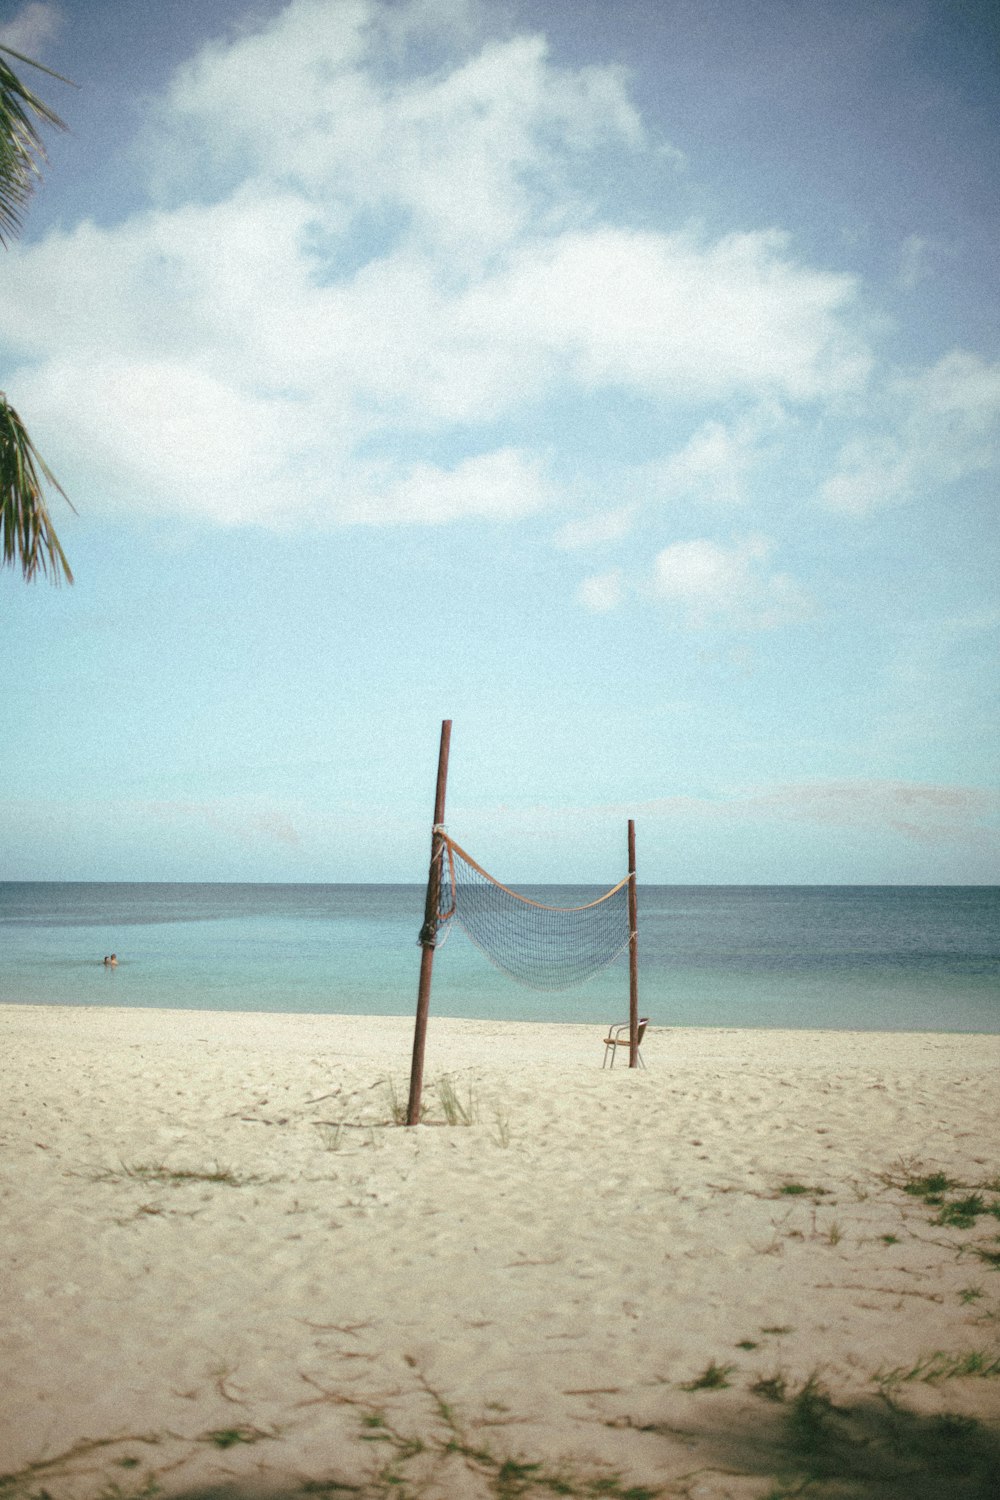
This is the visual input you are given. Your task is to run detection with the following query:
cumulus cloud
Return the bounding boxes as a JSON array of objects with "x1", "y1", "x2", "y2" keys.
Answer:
[
  {"x1": 652, "y1": 409, "x2": 782, "y2": 505},
  {"x1": 156, "y1": 7, "x2": 646, "y2": 258},
  {"x1": 822, "y1": 350, "x2": 1000, "y2": 514},
  {"x1": 554, "y1": 505, "x2": 635, "y2": 550},
  {"x1": 577, "y1": 568, "x2": 626, "y2": 612},
  {"x1": 458, "y1": 226, "x2": 866, "y2": 401},
  {"x1": 13, "y1": 354, "x2": 321, "y2": 523},
  {"x1": 0, "y1": 0, "x2": 876, "y2": 533},
  {"x1": 342, "y1": 447, "x2": 555, "y2": 525},
  {"x1": 650, "y1": 536, "x2": 813, "y2": 630}
]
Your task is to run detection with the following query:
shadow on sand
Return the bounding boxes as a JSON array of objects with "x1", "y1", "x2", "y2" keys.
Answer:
[{"x1": 93, "y1": 1390, "x2": 1000, "y2": 1500}]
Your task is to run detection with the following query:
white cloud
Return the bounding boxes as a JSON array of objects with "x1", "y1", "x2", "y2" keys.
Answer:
[
  {"x1": 650, "y1": 536, "x2": 813, "y2": 630},
  {"x1": 652, "y1": 408, "x2": 783, "y2": 505},
  {"x1": 12, "y1": 354, "x2": 326, "y2": 524},
  {"x1": 822, "y1": 350, "x2": 1000, "y2": 514},
  {"x1": 13, "y1": 343, "x2": 552, "y2": 525},
  {"x1": 898, "y1": 233, "x2": 932, "y2": 290},
  {"x1": 157, "y1": 2, "x2": 644, "y2": 260},
  {"x1": 0, "y1": 0, "x2": 877, "y2": 536},
  {"x1": 916, "y1": 349, "x2": 1000, "y2": 433},
  {"x1": 459, "y1": 227, "x2": 867, "y2": 402},
  {"x1": 658, "y1": 421, "x2": 748, "y2": 502},
  {"x1": 577, "y1": 568, "x2": 625, "y2": 612},
  {"x1": 0, "y1": 2, "x2": 61, "y2": 56},
  {"x1": 10, "y1": 0, "x2": 990, "y2": 560},
  {"x1": 343, "y1": 447, "x2": 554, "y2": 525},
  {"x1": 554, "y1": 505, "x2": 635, "y2": 550}
]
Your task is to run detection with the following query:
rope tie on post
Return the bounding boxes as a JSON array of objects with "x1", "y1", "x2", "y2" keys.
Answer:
[{"x1": 417, "y1": 828, "x2": 455, "y2": 948}]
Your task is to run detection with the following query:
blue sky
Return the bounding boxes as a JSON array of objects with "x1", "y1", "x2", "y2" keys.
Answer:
[{"x1": 1, "y1": 0, "x2": 998, "y2": 884}]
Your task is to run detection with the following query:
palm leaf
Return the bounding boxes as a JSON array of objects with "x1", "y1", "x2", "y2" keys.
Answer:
[
  {"x1": 0, "y1": 394, "x2": 74, "y2": 583},
  {"x1": 0, "y1": 45, "x2": 67, "y2": 246},
  {"x1": 0, "y1": 48, "x2": 75, "y2": 583}
]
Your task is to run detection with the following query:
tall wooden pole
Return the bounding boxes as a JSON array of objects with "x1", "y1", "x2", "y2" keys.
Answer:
[
  {"x1": 627, "y1": 818, "x2": 639, "y2": 1068},
  {"x1": 406, "y1": 719, "x2": 452, "y2": 1126}
]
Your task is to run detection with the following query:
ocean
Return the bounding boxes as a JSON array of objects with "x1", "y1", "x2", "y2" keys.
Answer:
[{"x1": 1, "y1": 882, "x2": 998, "y2": 1033}]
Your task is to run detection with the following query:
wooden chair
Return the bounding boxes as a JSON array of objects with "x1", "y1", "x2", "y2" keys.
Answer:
[{"x1": 601, "y1": 1017, "x2": 647, "y2": 1069}]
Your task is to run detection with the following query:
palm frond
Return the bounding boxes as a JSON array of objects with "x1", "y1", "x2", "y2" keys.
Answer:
[
  {"x1": 0, "y1": 394, "x2": 74, "y2": 584},
  {"x1": 0, "y1": 47, "x2": 67, "y2": 246},
  {"x1": 0, "y1": 44, "x2": 75, "y2": 87}
]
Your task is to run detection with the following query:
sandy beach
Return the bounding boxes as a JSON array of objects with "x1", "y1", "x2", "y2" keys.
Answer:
[{"x1": 2, "y1": 1004, "x2": 999, "y2": 1499}]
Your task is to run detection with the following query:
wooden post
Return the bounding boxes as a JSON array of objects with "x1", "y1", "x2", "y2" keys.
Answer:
[
  {"x1": 406, "y1": 719, "x2": 452, "y2": 1126},
  {"x1": 627, "y1": 818, "x2": 639, "y2": 1068}
]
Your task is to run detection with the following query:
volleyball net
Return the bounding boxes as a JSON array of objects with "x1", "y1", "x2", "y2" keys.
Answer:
[
  {"x1": 421, "y1": 831, "x2": 633, "y2": 992},
  {"x1": 406, "y1": 721, "x2": 641, "y2": 1124}
]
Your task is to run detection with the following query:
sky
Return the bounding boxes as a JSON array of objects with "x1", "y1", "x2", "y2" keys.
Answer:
[{"x1": 1, "y1": 0, "x2": 998, "y2": 884}]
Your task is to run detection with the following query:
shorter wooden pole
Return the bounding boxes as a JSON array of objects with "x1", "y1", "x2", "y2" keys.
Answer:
[
  {"x1": 406, "y1": 719, "x2": 452, "y2": 1126},
  {"x1": 627, "y1": 818, "x2": 639, "y2": 1068}
]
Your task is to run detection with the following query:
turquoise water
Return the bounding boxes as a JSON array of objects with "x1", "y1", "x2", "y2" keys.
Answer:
[{"x1": 0, "y1": 882, "x2": 998, "y2": 1032}]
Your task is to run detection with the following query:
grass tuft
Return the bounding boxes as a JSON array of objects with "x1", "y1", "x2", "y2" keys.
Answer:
[
  {"x1": 785, "y1": 1373, "x2": 835, "y2": 1455},
  {"x1": 200, "y1": 1425, "x2": 274, "y2": 1448},
  {"x1": 491, "y1": 1103, "x2": 511, "y2": 1148},
  {"x1": 90, "y1": 1161, "x2": 257, "y2": 1188},
  {"x1": 317, "y1": 1122, "x2": 346, "y2": 1152},
  {"x1": 902, "y1": 1170, "x2": 953, "y2": 1199},
  {"x1": 681, "y1": 1359, "x2": 734, "y2": 1391},
  {"x1": 881, "y1": 1163, "x2": 1000, "y2": 1257},
  {"x1": 875, "y1": 1348, "x2": 1000, "y2": 1389},
  {"x1": 937, "y1": 1193, "x2": 988, "y2": 1228},
  {"x1": 382, "y1": 1076, "x2": 409, "y2": 1125},
  {"x1": 751, "y1": 1372, "x2": 788, "y2": 1403},
  {"x1": 436, "y1": 1074, "x2": 477, "y2": 1126}
]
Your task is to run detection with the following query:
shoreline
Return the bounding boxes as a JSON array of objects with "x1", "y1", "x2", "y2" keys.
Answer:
[
  {"x1": 3, "y1": 1005, "x2": 999, "y2": 1497},
  {"x1": 3, "y1": 999, "x2": 999, "y2": 1037}
]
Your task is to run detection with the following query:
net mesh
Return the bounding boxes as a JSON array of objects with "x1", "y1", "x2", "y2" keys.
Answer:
[{"x1": 432, "y1": 833, "x2": 632, "y2": 991}]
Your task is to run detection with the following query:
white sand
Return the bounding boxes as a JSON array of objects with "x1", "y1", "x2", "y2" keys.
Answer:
[{"x1": 2, "y1": 1005, "x2": 999, "y2": 1499}]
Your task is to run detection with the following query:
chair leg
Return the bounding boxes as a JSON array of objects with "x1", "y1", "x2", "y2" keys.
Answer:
[{"x1": 604, "y1": 1037, "x2": 645, "y2": 1069}]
